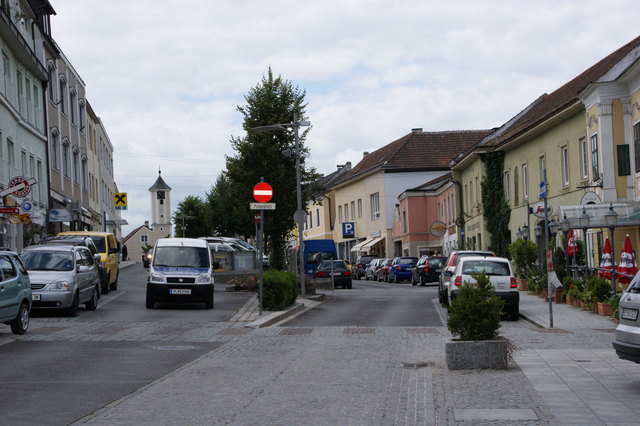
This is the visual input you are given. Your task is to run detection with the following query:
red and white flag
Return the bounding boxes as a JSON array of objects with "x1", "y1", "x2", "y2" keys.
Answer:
[
  {"x1": 598, "y1": 237, "x2": 612, "y2": 279},
  {"x1": 618, "y1": 234, "x2": 638, "y2": 284},
  {"x1": 567, "y1": 229, "x2": 576, "y2": 257}
]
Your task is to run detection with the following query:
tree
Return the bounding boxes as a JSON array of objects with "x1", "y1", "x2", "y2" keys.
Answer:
[
  {"x1": 172, "y1": 195, "x2": 211, "y2": 238},
  {"x1": 225, "y1": 68, "x2": 321, "y2": 269},
  {"x1": 206, "y1": 172, "x2": 250, "y2": 237}
]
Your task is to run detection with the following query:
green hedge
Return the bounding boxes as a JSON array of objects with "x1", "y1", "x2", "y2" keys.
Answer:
[{"x1": 261, "y1": 270, "x2": 298, "y2": 310}]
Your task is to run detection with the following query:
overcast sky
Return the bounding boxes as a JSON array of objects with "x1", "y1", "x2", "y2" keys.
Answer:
[{"x1": 50, "y1": 0, "x2": 640, "y2": 237}]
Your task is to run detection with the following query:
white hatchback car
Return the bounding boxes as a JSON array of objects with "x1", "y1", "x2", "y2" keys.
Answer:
[
  {"x1": 614, "y1": 271, "x2": 640, "y2": 363},
  {"x1": 444, "y1": 255, "x2": 519, "y2": 320}
]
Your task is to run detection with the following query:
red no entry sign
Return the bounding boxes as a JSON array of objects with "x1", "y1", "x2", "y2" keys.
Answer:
[{"x1": 253, "y1": 182, "x2": 273, "y2": 203}]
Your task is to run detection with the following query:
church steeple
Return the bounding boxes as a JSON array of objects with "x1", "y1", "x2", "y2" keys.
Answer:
[{"x1": 149, "y1": 168, "x2": 172, "y2": 228}]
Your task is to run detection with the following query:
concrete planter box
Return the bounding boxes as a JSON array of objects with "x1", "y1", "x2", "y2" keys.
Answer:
[{"x1": 445, "y1": 338, "x2": 510, "y2": 370}]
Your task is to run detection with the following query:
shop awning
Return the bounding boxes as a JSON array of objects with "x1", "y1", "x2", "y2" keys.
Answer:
[
  {"x1": 350, "y1": 239, "x2": 369, "y2": 252},
  {"x1": 360, "y1": 235, "x2": 385, "y2": 252},
  {"x1": 558, "y1": 202, "x2": 640, "y2": 228}
]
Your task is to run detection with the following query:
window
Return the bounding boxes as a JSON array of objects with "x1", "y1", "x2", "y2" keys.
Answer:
[
  {"x1": 316, "y1": 208, "x2": 319, "y2": 227},
  {"x1": 2, "y1": 52, "x2": 10, "y2": 94},
  {"x1": 344, "y1": 203, "x2": 348, "y2": 221},
  {"x1": 475, "y1": 176, "x2": 479, "y2": 206},
  {"x1": 47, "y1": 66, "x2": 55, "y2": 102},
  {"x1": 357, "y1": 199, "x2": 362, "y2": 218},
  {"x1": 402, "y1": 211, "x2": 407, "y2": 233},
  {"x1": 36, "y1": 160, "x2": 42, "y2": 202},
  {"x1": 73, "y1": 150, "x2": 79, "y2": 183},
  {"x1": 16, "y1": 69, "x2": 23, "y2": 111},
  {"x1": 580, "y1": 137, "x2": 589, "y2": 179},
  {"x1": 514, "y1": 167, "x2": 519, "y2": 205},
  {"x1": 7, "y1": 139, "x2": 14, "y2": 166},
  {"x1": 591, "y1": 134, "x2": 599, "y2": 180},
  {"x1": 504, "y1": 171, "x2": 510, "y2": 201},
  {"x1": 370, "y1": 192, "x2": 380, "y2": 219},
  {"x1": 140, "y1": 235, "x2": 148, "y2": 243},
  {"x1": 617, "y1": 145, "x2": 631, "y2": 176},
  {"x1": 522, "y1": 163, "x2": 528, "y2": 199},
  {"x1": 21, "y1": 150, "x2": 27, "y2": 174},
  {"x1": 464, "y1": 184, "x2": 468, "y2": 210},
  {"x1": 82, "y1": 158, "x2": 88, "y2": 189},
  {"x1": 70, "y1": 88, "x2": 76, "y2": 124},
  {"x1": 539, "y1": 155, "x2": 546, "y2": 182},
  {"x1": 51, "y1": 133, "x2": 59, "y2": 169},
  {"x1": 59, "y1": 77, "x2": 66, "y2": 114},
  {"x1": 338, "y1": 205, "x2": 343, "y2": 223},
  {"x1": 350, "y1": 201, "x2": 355, "y2": 220},
  {"x1": 561, "y1": 145, "x2": 569, "y2": 186},
  {"x1": 63, "y1": 141, "x2": 70, "y2": 177},
  {"x1": 635, "y1": 123, "x2": 640, "y2": 173}
]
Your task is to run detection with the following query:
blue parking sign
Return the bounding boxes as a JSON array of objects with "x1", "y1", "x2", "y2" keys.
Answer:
[{"x1": 342, "y1": 222, "x2": 355, "y2": 238}]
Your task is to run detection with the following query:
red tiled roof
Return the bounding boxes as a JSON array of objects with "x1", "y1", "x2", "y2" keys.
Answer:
[
  {"x1": 487, "y1": 35, "x2": 640, "y2": 146},
  {"x1": 336, "y1": 129, "x2": 493, "y2": 184}
]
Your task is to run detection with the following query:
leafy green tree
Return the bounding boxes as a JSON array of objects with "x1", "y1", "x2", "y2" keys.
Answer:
[
  {"x1": 207, "y1": 172, "x2": 251, "y2": 237},
  {"x1": 226, "y1": 68, "x2": 321, "y2": 269},
  {"x1": 172, "y1": 195, "x2": 211, "y2": 238}
]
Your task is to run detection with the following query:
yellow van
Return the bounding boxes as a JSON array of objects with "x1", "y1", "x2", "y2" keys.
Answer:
[{"x1": 58, "y1": 231, "x2": 120, "y2": 294}]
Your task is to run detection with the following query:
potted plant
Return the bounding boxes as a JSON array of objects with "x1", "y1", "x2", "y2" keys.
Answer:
[
  {"x1": 508, "y1": 238, "x2": 537, "y2": 291},
  {"x1": 445, "y1": 271, "x2": 511, "y2": 370},
  {"x1": 587, "y1": 276, "x2": 613, "y2": 316},
  {"x1": 609, "y1": 294, "x2": 621, "y2": 322}
]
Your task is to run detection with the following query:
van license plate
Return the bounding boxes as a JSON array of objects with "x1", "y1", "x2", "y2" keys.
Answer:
[
  {"x1": 32, "y1": 294, "x2": 41, "y2": 301},
  {"x1": 170, "y1": 289, "x2": 191, "y2": 295},
  {"x1": 622, "y1": 308, "x2": 639, "y2": 321}
]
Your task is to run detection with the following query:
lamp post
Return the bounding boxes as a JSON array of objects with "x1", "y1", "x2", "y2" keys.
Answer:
[
  {"x1": 559, "y1": 214, "x2": 571, "y2": 276},
  {"x1": 535, "y1": 223, "x2": 543, "y2": 271},
  {"x1": 522, "y1": 224, "x2": 529, "y2": 241},
  {"x1": 251, "y1": 114, "x2": 311, "y2": 297},
  {"x1": 579, "y1": 207, "x2": 590, "y2": 277},
  {"x1": 604, "y1": 203, "x2": 619, "y2": 295}
]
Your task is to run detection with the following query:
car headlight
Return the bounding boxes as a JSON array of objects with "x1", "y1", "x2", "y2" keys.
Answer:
[
  {"x1": 196, "y1": 273, "x2": 212, "y2": 284},
  {"x1": 48, "y1": 280, "x2": 71, "y2": 291},
  {"x1": 149, "y1": 273, "x2": 165, "y2": 283}
]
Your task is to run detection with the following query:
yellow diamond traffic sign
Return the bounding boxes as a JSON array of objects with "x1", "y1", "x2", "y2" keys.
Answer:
[{"x1": 114, "y1": 192, "x2": 128, "y2": 210}]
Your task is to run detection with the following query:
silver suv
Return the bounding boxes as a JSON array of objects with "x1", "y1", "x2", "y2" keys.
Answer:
[
  {"x1": 614, "y1": 271, "x2": 640, "y2": 363},
  {"x1": 0, "y1": 249, "x2": 32, "y2": 334},
  {"x1": 20, "y1": 245, "x2": 101, "y2": 317}
]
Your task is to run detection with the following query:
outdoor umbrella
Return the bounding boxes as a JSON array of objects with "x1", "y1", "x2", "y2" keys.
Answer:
[
  {"x1": 618, "y1": 234, "x2": 638, "y2": 284},
  {"x1": 567, "y1": 229, "x2": 577, "y2": 257},
  {"x1": 598, "y1": 237, "x2": 612, "y2": 279}
]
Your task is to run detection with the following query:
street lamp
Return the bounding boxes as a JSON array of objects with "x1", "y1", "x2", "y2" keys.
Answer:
[
  {"x1": 559, "y1": 214, "x2": 571, "y2": 276},
  {"x1": 521, "y1": 224, "x2": 530, "y2": 241},
  {"x1": 579, "y1": 207, "x2": 590, "y2": 277},
  {"x1": 251, "y1": 114, "x2": 311, "y2": 297},
  {"x1": 535, "y1": 223, "x2": 543, "y2": 271},
  {"x1": 604, "y1": 203, "x2": 619, "y2": 295}
]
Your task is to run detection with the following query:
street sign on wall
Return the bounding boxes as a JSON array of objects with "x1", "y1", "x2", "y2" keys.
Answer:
[{"x1": 342, "y1": 222, "x2": 355, "y2": 238}]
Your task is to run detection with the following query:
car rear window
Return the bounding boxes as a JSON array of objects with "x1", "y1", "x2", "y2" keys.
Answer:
[
  {"x1": 461, "y1": 260, "x2": 510, "y2": 276},
  {"x1": 428, "y1": 258, "x2": 445, "y2": 268},
  {"x1": 398, "y1": 258, "x2": 418, "y2": 265}
]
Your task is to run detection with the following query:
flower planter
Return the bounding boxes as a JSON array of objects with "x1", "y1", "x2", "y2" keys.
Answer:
[
  {"x1": 518, "y1": 278, "x2": 527, "y2": 291},
  {"x1": 554, "y1": 288, "x2": 564, "y2": 303},
  {"x1": 597, "y1": 302, "x2": 612, "y2": 316},
  {"x1": 445, "y1": 338, "x2": 510, "y2": 370}
]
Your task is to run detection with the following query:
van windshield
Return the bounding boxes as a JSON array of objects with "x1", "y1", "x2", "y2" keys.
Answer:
[{"x1": 153, "y1": 247, "x2": 210, "y2": 268}]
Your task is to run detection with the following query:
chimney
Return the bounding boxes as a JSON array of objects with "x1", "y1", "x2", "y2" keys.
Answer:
[
  {"x1": 411, "y1": 128, "x2": 423, "y2": 133},
  {"x1": 144, "y1": 220, "x2": 149, "y2": 228},
  {"x1": 363, "y1": 151, "x2": 369, "y2": 158},
  {"x1": 345, "y1": 161, "x2": 352, "y2": 170}
]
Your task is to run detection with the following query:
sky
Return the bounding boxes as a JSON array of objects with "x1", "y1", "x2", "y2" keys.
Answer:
[{"x1": 49, "y1": 0, "x2": 640, "y2": 237}]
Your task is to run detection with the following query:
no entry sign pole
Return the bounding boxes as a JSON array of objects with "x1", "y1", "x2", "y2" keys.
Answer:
[{"x1": 253, "y1": 180, "x2": 274, "y2": 316}]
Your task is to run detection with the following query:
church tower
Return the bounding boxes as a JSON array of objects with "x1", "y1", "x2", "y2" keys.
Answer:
[{"x1": 148, "y1": 169, "x2": 172, "y2": 236}]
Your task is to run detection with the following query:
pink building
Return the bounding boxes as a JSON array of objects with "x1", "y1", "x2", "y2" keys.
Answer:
[{"x1": 392, "y1": 173, "x2": 457, "y2": 257}]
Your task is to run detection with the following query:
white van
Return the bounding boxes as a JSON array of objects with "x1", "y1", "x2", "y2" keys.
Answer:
[{"x1": 145, "y1": 238, "x2": 214, "y2": 309}]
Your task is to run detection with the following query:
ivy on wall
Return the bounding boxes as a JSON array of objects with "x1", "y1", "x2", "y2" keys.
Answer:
[{"x1": 479, "y1": 151, "x2": 511, "y2": 257}]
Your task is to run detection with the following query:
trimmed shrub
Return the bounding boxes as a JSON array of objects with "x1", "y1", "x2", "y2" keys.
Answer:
[
  {"x1": 261, "y1": 270, "x2": 298, "y2": 310},
  {"x1": 447, "y1": 271, "x2": 504, "y2": 341}
]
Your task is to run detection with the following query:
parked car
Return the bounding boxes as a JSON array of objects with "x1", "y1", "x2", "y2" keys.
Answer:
[
  {"x1": 39, "y1": 235, "x2": 107, "y2": 294},
  {"x1": 387, "y1": 257, "x2": 419, "y2": 283},
  {"x1": 412, "y1": 255, "x2": 447, "y2": 286},
  {"x1": 364, "y1": 258, "x2": 381, "y2": 280},
  {"x1": 0, "y1": 248, "x2": 32, "y2": 334},
  {"x1": 58, "y1": 231, "x2": 120, "y2": 293},
  {"x1": 376, "y1": 258, "x2": 393, "y2": 282},
  {"x1": 438, "y1": 250, "x2": 495, "y2": 305},
  {"x1": 313, "y1": 260, "x2": 352, "y2": 289},
  {"x1": 614, "y1": 271, "x2": 640, "y2": 363},
  {"x1": 354, "y1": 255, "x2": 377, "y2": 280},
  {"x1": 444, "y1": 255, "x2": 519, "y2": 320},
  {"x1": 20, "y1": 244, "x2": 101, "y2": 317}
]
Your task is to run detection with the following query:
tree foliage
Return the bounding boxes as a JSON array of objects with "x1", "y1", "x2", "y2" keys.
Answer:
[
  {"x1": 172, "y1": 195, "x2": 211, "y2": 238},
  {"x1": 207, "y1": 172, "x2": 251, "y2": 237},
  {"x1": 225, "y1": 68, "x2": 321, "y2": 269},
  {"x1": 480, "y1": 151, "x2": 511, "y2": 257}
]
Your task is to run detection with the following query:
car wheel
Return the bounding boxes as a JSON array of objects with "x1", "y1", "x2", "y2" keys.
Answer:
[
  {"x1": 146, "y1": 293, "x2": 155, "y2": 309},
  {"x1": 508, "y1": 306, "x2": 519, "y2": 321},
  {"x1": 109, "y1": 271, "x2": 119, "y2": 291},
  {"x1": 347, "y1": 281, "x2": 352, "y2": 289},
  {"x1": 412, "y1": 275, "x2": 417, "y2": 285},
  {"x1": 85, "y1": 285, "x2": 99, "y2": 311},
  {"x1": 66, "y1": 292, "x2": 79, "y2": 317},
  {"x1": 394, "y1": 275, "x2": 400, "y2": 284},
  {"x1": 438, "y1": 288, "x2": 444, "y2": 304},
  {"x1": 420, "y1": 275, "x2": 426, "y2": 286},
  {"x1": 205, "y1": 296, "x2": 214, "y2": 309},
  {"x1": 10, "y1": 302, "x2": 30, "y2": 335}
]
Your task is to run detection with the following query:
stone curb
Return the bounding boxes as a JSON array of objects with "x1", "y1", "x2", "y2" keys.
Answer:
[{"x1": 246, "y1": 302, "x2": 306, "y2": 328}]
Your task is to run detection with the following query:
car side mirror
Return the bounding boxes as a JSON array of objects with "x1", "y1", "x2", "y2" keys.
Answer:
[
  {"x1": 78, "y1": 265, "x2": 90, "y2": 272},
  {"x1": 443, "y1": 270, "x2": 453, "y2": 277},
  {"x1": 93, "y1": 254, "x2": 101, "y2": 263}
]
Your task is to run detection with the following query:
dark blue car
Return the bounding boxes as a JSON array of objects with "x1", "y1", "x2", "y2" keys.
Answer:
[{"x1": 387, "y1": 257, "x2": 419, "y2": 283}]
